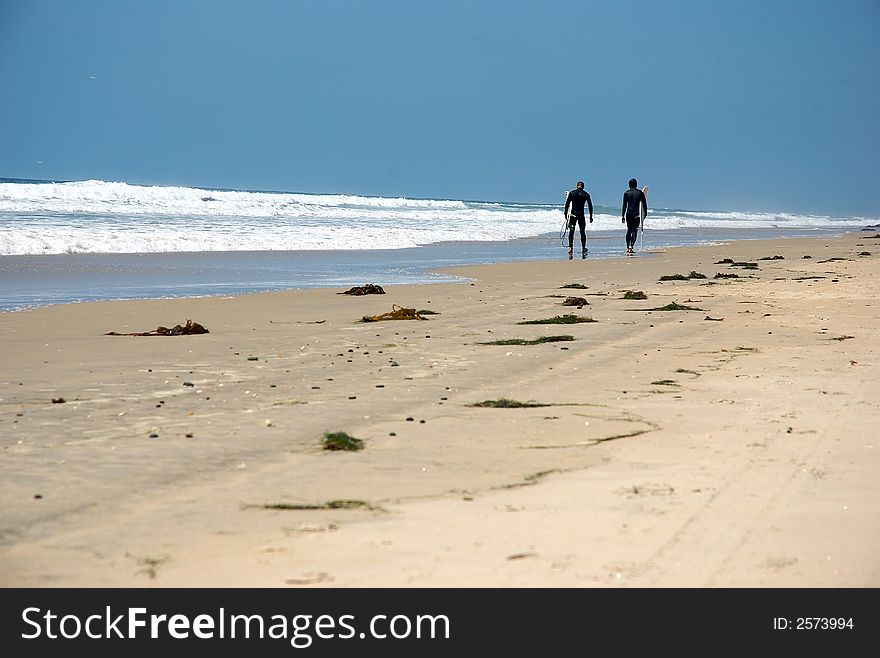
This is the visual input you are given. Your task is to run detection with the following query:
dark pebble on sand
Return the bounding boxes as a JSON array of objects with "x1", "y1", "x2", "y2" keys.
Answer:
[
  {"x1": 560, "y1": 347, "x2": 569, "y2": 350},
  {"x1": 406, "y1": 417, "x2": 414, "y2": 421},
  {"x1": 149, "y1": 433, "x2": 159, "y2": 438},
  {"x1": 247, "y1": 356, "x2": 258, "y2": 361},
  {"x1": 311, "y1": 386, "x2": 320, "y2": 389},
  {"x1": 440, "y1": 397, "x2": 448, "y2": 400},
  {"x1": 348, "y1": 396, "x2": 357, "y2": 400},
  {"x1": 34, "y1": 494, "x2": 42, "y2": 499},
  {"x1": 51, "y1": 397, "x2": 65, "y2": 404},
  {"x1": 185, "y1": 433, "x2": 194, "y2": 438},
  {"x1": 376, "y1": 384, "x2": 385, "y2": 388},
  {"x1": 419, "y1": 420, "x2": 426, "y2": 424},
  {"x1": 183, "y1": 382, "x2": 194, "y2": 387},
  {"x1": 270, "y1": 384, "x2": 276, "y2": 388},
  {"x1": 389, "y1": 432, "x2": 396, "y2": 436}
]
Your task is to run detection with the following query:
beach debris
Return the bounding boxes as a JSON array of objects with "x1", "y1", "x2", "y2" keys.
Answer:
[
  {"x1": 704, "y1": 316, "x2": 724, "y2": 321},
  {"x1": 559, "y1": 283, "x2": 588, "y2": 289},
  {"x1": 51, "y1": 397, "x2": 66, "y2": 404},
  {"x1": 321, "y1": 431, "x2": 364, "y2": 451},
  {"x1": 659, "y1": 271, "x2": 706, "y2": 281},
  {"x1": 621, "y1": 290, "x2": 647, "y2": 300},
  {"x1": 361, "y1": 305, "x2": 427, "y2": 322},
  {"x1": 858, "y1": 251, "x2": 872, "y2": 256},
  {"x1": 469, "y1": 399, "x2": 551, "y2": 408},
  {"x1": 715, "y1": 258, "x2": 734, "y2": 264},
  {"x1": 714, "y1": 272, "x2": 740, "y2": 279},
  {"x1": 729, "y1": 262, "x2": 759, "y2": 269},
  {"x1": 651, "y1": 380, "x2": 679, "y2": 386},
  {"x1": 518, "y1": 314, "x2": 596, "y2": 325},
  {"x1": 646, "y1": 302, "x2": 705, "y2": 311},
  {"x1": 285, "y1": 572, "x2": 333, "y2": 586},
  {"x1": 260, "y1": 499, "x2": 379, "y2": 511},
  {"x1": 831, "y1": 335, "x2": 855, "y2": 341},
  {"x1": 506, "y1": 552, "x2": 537, "y2": 561},
  {"x1": 479, "y1": 335, "x2": 575, "y2": 345},
  {"x1": 339, "y1": 284, "x2": 386, "y2": 295},
  {"x1": 759, "y1": 255, "x2": 785, "y2": 260},
  {"x1": 561, "y1": 296, "x2": 588, "y2": 307},
  {"x1": 417, "y1": 309, "x2": 441, "y2": 315},
  {"x1": 105, "y1": 319, "x2": 209, "y2": 336}
]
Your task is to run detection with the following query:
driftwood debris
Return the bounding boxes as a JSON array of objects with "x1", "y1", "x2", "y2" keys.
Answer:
[
  {"x1": 105, "y1": 319, "x2": 209, "y2": 336},
  {"x1": 361, "y1": 305, "x2": 426, "y2": 322},
  {"x1": 339, "y1": 284, "x2": 386, "y2": 296}
]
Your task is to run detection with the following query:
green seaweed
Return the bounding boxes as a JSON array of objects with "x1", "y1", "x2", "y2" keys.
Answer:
[
  {"x1": 416, "y1": 309, "x2": 441, "y2": 315},
  {"x1": 479, "y1": 335, "x2": 575, "y2": 345},
  {"x1": 559, "y1": 283, "x2": 588, "y2": 289},
  {"x1": 322, "y1": 431, "x2": 365, "y2": 451},
  {"x1": 651, "y1": 380, "x2": 679, "y2": 386},
  {"x1": 518, "y1": 314, "x2": 597, "y2": 325},
  {"x1": 660, "y1": 271, "x2": 705, "y2": 281},
  {"x1": 714, "y1": 272, "x2": 740, "y2": 279},
  {"x1": 621, "y1": 290, "x2": 647, "y2": 300}
]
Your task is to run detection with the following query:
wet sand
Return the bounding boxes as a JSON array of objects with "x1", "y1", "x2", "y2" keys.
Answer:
[{"x1": 1, "y1": 232, "x2": 878, "y2": 586}]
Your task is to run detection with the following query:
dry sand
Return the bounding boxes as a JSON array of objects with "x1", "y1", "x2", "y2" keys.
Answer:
[{"x1": 1, "y1": 233, "x2": 878, "y2": 587}]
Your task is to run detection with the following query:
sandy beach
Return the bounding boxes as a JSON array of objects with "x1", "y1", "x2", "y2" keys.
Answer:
[{"x1": 1, "y1": 232, "x2": 877, "y2": 587}]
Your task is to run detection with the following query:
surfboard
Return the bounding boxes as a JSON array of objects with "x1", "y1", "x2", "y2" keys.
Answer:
[
  {"x1": 560, "y1": 190, "x2": 571, "y2": 243},
  {"x1": 637, "y1": 185, "x2": 649, "y2": 253}
]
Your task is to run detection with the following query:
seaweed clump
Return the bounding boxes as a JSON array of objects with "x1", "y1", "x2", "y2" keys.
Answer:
[
  {"x1": 469, "y1": 399, "x2": 551, "y2": 408},
  {"x1": 518, "y1": 315, "x2": 596, "y2": 325},
  {"x1": 647, "y1": 302, "x2": 705, "y2": 311},
  {"x1": 322, "y1": 431, "x2": 365, "y2": 451},
  {"x1": 361, "y1": 305, "x2": 426, "y2": 322},
  {"x1": 339, "y1": 284, "x2": 385, "y2": 295},
  {"x1": 479, "y1": 335, "x2": 575, "y2": 346}
]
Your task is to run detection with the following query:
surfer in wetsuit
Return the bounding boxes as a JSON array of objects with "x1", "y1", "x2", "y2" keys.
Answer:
[
  {"x1": 564, "y1": 181, "x2": 593, "y2": 259},
  {"x1": 621, "y1": 178, "x2": 647, "y2": 254}
]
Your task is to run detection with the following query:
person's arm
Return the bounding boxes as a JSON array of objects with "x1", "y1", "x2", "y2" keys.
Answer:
[
  {"x1": 587, "y1": 193, "x2": 593, "y2": 222},
  {"x1": 621, "y1": 193, "x2": 627, "y2": 223}
]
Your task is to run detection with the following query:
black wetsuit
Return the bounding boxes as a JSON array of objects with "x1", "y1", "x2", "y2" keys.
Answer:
[
  {"x1": 621, "y1": 187, "x2": 647, "y2": 250},
  {"x1": 564, "y1": 188, "x2": 593, "y2": 251}
]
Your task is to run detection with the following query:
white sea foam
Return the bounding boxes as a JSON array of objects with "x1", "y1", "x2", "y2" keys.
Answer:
[{"x1": 0, "y1": 180, "x2": 869, "y2": 255}]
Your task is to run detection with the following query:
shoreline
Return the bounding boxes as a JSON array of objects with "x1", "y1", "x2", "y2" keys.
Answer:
[
  {"x1": 0, "y1": 226, "x2": 863, "y2": 313},
  {"x1": 1, "y1": 232, "x2": 877, "y2": 586}
]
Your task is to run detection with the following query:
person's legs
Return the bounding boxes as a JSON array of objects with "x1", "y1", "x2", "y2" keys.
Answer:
[
  {"x1": 578, "y1": 217, "x2": 587, "y2": 255},
  {"x1": 626, "y1": 219, "x2": 639, "y2": 252}
]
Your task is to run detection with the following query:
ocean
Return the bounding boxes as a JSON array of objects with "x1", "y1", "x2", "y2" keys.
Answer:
[{"x1": 0, "y1": 178, "x2": 874, "y2": 312}]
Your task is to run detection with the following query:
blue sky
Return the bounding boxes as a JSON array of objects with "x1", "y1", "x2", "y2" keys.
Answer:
[{"x1": 1, "y1": 0, "x2": 878, "y2": 214}]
